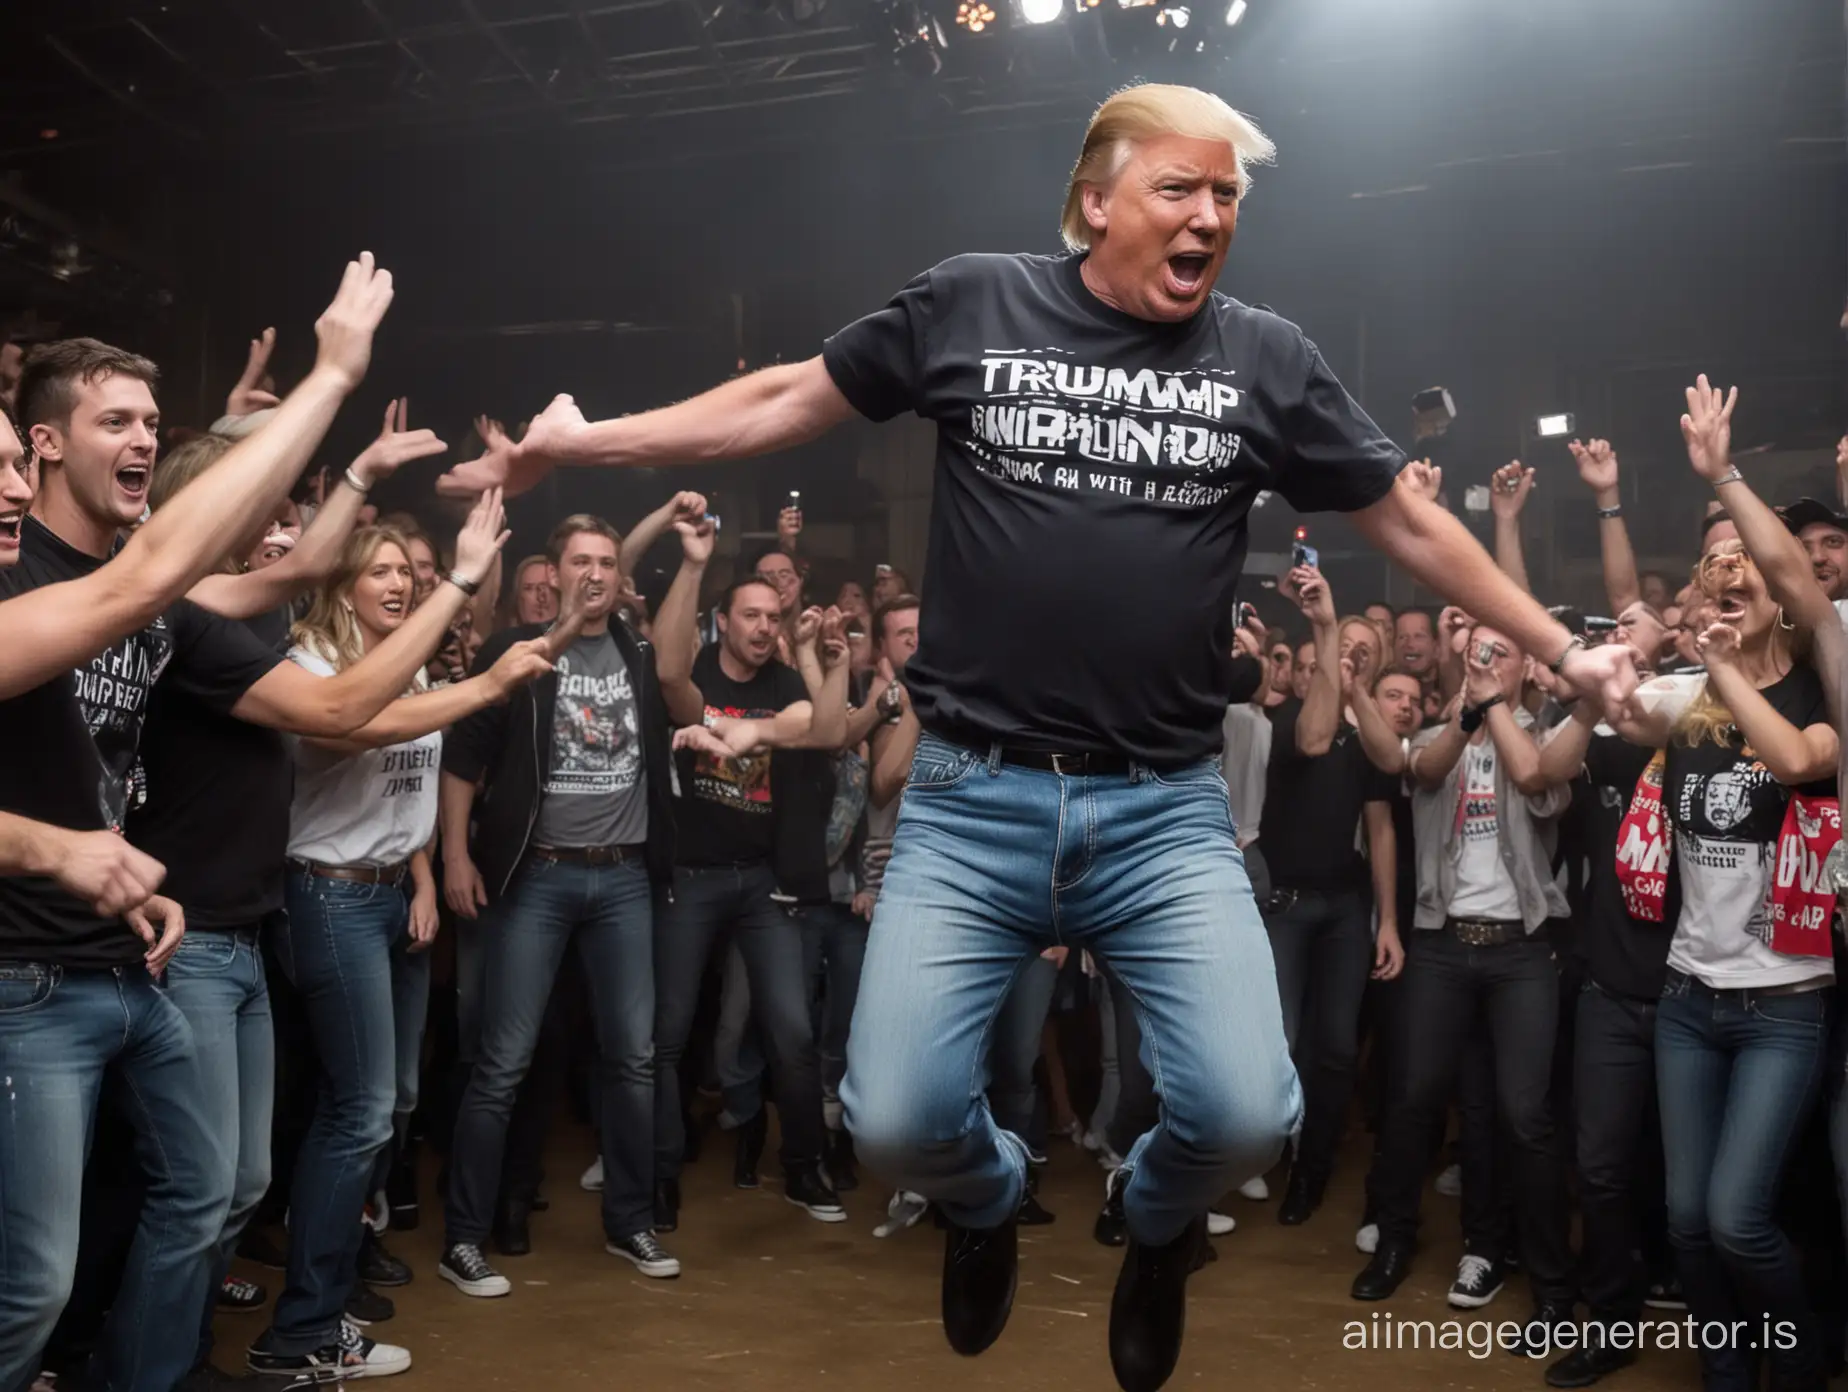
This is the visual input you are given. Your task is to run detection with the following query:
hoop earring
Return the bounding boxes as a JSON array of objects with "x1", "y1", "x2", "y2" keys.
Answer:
[{"x1": 1778, "y1": 606, "x2": 1795, "y2": 632}]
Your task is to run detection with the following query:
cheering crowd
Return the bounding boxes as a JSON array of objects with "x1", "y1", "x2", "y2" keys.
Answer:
[{"x1": 3, "y1": 179, "x2": 1848, "y2": 1392}]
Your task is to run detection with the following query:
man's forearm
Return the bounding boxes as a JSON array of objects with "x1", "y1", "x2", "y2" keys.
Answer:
[
  {"x1": 1485, "y1": 703, "x2": 1544, "y2": 794},
  {"x1": 564, "y1": 360, "x2": 850, "y2": 468},
  {"x1": 1537, "y1": 704, "x2": 1597, "y2": 787},
  {"x1": 621, "y1": 500, "x2": 679, "y2": 575},
  {"x1": 1350, "y1": 688, "x2": 1406, "y2": 775},
  {"x1": 187, "y1": 469, "x2": 369, "y2": 621},
  {"x1": 0, "y1": 812, "x2": 65, "y2": 878},
  {"x1": 1296, "y1": 616, "x2": 1342, "y2": 756},
  {"x1": 1364, "y1": 802, "x2": 1397, "y2": 930},
  {"x1": 1409, "y1": 722, "x2": 1467, "y2": 790},
  {"x1": 654, "y1": 557, "x2": 705, "y2": 693},
  {"x1": 1492, "y1": 514, "x2": 1532, "y2": 595},
  {"x1": 802, "y1": 660, "x2": 851, "y2": 750},
  {"x1": 439, "y1": 772, "x2": 478, "y2": 868},
  {"x1": 1593, "y1": 486, "x2": 1642, "y2": 615},
  {"x1": 871, "y1": 710, "x2": 920, "y2": 809}
]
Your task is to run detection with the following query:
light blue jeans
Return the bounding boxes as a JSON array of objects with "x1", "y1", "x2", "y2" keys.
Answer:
[{"x1": 842, "y1": 735, "x2": 1301, "y2": 1245}]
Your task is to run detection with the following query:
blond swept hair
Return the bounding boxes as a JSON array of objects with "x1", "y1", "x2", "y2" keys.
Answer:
[
  {"x1": 292, "y1": 525, "x2": 417, "y2": 677},
  {"x1": 1060, "y1": 84, "x2": 1276, "y2": 251}
]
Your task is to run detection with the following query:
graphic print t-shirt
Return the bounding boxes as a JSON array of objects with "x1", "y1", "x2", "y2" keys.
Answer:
[
  {"x1": 0, "y1": 517, "x2": 281, "y2": 967},
  {"x1": 1580, "y1": 731, "x2": 1676, "y2": 1000},
  {"x1": 532, "y1": 631, "x2": 648, "y2": 849},
  {"x1": 673, "y1": 644, "x2": 808, "y2": 866},
  {"x1": 1664, "y1": 666, "x2": 1833, "y2": 989},
  {"x1": 1447, "y1": 739, "x2": 1523, "y2": 921},
  {"x1": 822, "y1": 252, "x2": 1404, "y2": 763}
]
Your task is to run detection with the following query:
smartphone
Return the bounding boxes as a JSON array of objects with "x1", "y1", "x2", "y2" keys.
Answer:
[
  {"x1": 1236, "y1": 601, "x2": 1259, "y2": 627},
  {"x1": 705, "y1": 513, "x2": 721, "y2": 532},
  {"x1": 787, "y1": 490, "x2": 801, "y2": 510},
  {"x1": 1472, "y1": 638, "x2": 1500, "y2": 666},
  {"x1": 1291, "y1": 540, "x2": 1319, "y2": 570}
]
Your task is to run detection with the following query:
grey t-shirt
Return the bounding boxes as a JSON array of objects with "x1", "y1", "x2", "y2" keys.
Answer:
[{"x1": 532, "y1": 631, "x2": 649, "y2": 849}]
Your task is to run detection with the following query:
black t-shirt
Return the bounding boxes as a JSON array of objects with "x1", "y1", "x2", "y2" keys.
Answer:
[
  {"x1": 128, "y1": 607, "x2": 293, "y2": 932},
  {"x1": 1258, "y1": 699, "x2": 1397, "y2": 891},
  {"x1": 822, "y1": 252, "x2": 1404, "y2": 764},
  {"x1": 1580, "y1": 732, "x2": 1677, "y2": 1001},
  {"x1": 673, "y1": 644, "x2": 809, "y2": 867},
  {"x1": 0, "y1": 518, "x2": 282, "y2": 968}
]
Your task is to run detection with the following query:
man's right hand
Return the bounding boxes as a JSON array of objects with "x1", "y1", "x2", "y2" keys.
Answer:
[
  {"x1": 313, "y1": 252, "x2": 396, "y2": 392},
  {"x1": 1287, "y1": 565, "x2": 1335, "y2": 627},
  {"x1": 1567, "y1": 438, "x2": 1620, "y2": 496},
  {"x1": 674, "y1": 515, "x2": 716, "y2": 566},
  {"x1": 351, "y1": 398, "x2": 447, "y2": 487},
  {"x1": 438, "y1": 394, "x2": 584, "y2": 499},
  {"x1": 225, "y1": 327, "x2": 279, "y2": 418},
  {"x1": 57, "y1": 829, "x2": 167, "y2": 919},
  {"x1": 445, "y1": 855, "x2": 489, "y2": 920}
]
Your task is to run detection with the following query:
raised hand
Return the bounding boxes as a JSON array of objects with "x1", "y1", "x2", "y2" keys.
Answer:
[
  {"x1": 451, "y1": 487, "x2": 511, "y2": 586},
  {"x1": 1557, "y1": 641, "x2": 1640, "y2": 716},
  {"x1": 1697, "y1": 621, "x2": 1742, "y2": 668},
  {"x1": 794, "y1": 605, "x2": 824, "y2": 649},
  {"x1": 1400, "y1": 457, "x2": 1443, "y2": 505},
  {"x1": 313, "y1": 252, "x2": 396, "y2": 392},
  {"x1": 778, "y1": 506, "x2": 803, "y2": 551},
  {"x1": 1490, "y1": 461, "x2": 1535, "y2": 519},
  {"x1": 1232, "y1": 614, "x2": 1263, "y2": 660},
  {"x1": 819, "y1": 608, "x2": 849, "y2": 670},
  {"x1": 351, "y1": 398, "x2": 447, "y2": 487},
  {"x1": 541, "y1": 573, "x2": 593, "y2": 658},
  {"x1": 1286, "y1": 565, "x2": 1334, "y2": 626},
  {"x1": 127, "y1": 894, "x2": 185, "y2": 978},
  {"x1": 58, "y1": 829, "x2": 166, "y2": 919},
  {"x1": 1439, "y1": 605, "x2": 1474, "y2": 657},
  {"x1": 438, "y1": 394, "x2": 582, "y2": 499},
  {"x1": 485, "y1": 636, "x2": 557, "y2": 700},
  {"x1": 1680, "y1": 375, "x2": 1739, "y2": 482},
  {"x1": 674, "y1": 514, "x2": 716, "y2": 566},
  {"x1": 225, "y1": 327, "x2": 279, "y2": 417},
  {"x1": 1567, "y1": 438, "x2": 1620, "y2": 496},
  {"x1": 669, "y1": 491, "x2": 708, "y2": 526},
  {"x1": 1463, "y1": 644, "x2": 1503, "y2": 705}
]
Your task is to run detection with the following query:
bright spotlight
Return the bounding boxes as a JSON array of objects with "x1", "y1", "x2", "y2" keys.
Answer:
[
  {"x1": 957, "y1": 0, "x2": 998, "y2": 30},
  {"x1": 1224, "y1": 0, "x2": 1247, "y2": 22},
  {"x1": 1535, "y1": 413, "x2": 1575, "y2": 439},
  {"x1": 1156, "y1": 4, "x2": 1189, "y2": 25},
  {"x1": 1018, "y1": 0, "x2": 1064, "y2": 21}
]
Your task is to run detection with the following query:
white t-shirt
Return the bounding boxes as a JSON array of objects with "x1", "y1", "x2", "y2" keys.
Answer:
[
  {"x1": 1446, "y1": 738, "x2": 1523, "y2": 921},
  {"x1": 285, "y1": 647, "x2": 440, "y2": 867}
]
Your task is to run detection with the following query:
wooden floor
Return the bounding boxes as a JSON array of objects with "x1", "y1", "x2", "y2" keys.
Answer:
[{"x1": 214, "y1": 1126, "x2": 1704, "y2": 1391}]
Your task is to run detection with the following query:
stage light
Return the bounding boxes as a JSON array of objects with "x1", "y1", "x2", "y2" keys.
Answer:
[
  {"x1": 1156, "y1": 4, "x2": 1189, "y2": 25},
  {"x1": 1018, "y1": 0, "x2": 1064, "y2": 22},
  {"x1": 957, "y1": 0, "x2": 997, "y2": 30},
  {"x1": 1224, "y1": 0, "x2": 1246, "y2": 23},
  {"x1": 1119, "y1": 0, "x2": 1158, "y2": 10},
  {"x1": 1535, "y1": 413, "x2": 1575, "y2": 438},
  {"x1": 888, "y1": 0, "x2": 946, "y2": 75}
]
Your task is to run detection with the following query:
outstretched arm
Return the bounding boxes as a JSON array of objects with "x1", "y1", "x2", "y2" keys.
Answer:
[
  {"x1": 1488, "y1": 461, "x2": 1535, "y2": 595},
  {"x1": 438, "y1": 358, "x2": 858, "y2": 498},
  {"x1": 621, "y1": 491, "x2": 707, "y2": 577},
  {"x1": 0, "y1": 255, "x2": 394, "y2": 699},
  {"x1": 1567, "y1": 438, "x2": 1641, "y2": 616}
]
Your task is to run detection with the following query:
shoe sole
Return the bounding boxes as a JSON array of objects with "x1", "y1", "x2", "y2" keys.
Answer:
[
  {"x1": 606, "y1": 1244, "x2": 682, "y2": 1279},
  {"x1": 352, "y1": 1351, "x2": 412, "y2": 1378},
  {"x1": 1447, "y1": 1284, "x2": 1504, "y2": 1310},
  {"x1": 1642, "y1": 1298, "x2": 1687, "y2": 1310},
  {"x1": 344, "y1": 1307, "x2": 392, "y2": 1326},
  {"x1": 787, "y1": 1196, "x2": 847, "y2": 1223},
  {"x1": 438, "y1": 1264, "x2": 511, "y2": 1299},
  {"x1": 1206, "y1": 1215, "x2": 1235, "y2": 1236}
]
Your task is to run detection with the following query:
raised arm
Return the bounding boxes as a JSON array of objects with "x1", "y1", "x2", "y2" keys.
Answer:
[
  {"x1": 1488, "y1": 461, "x2": 1535, "y2": 595},
  {"x1": 1567, "y1": 438, "x2": 1641, "y2": 615},
  {"x1": 1537, "y1": 697, "x2": 1599, "y2": 787},
  {"x1": 1407, "y1": 709, "x2": 1468, "y2": 791},
  {"x1": 653, "y1": 517, "x2": 712, "y2": 728},
  {"x1": 1287, "y1": 565, "x2": 1342, "y2": 757},
  {"x1": 0, "y1": 255, "x2": 394, "y2": 700},
  {"x1": 437, "y1": 358, "x2": 858, "y2": 499},
  {"x1": 1346, "y1": 670, "x2": 1407, "y2": 776},
  {"x1": 301, "y1": 636, "x2": 557, "y2": 755},
  {"x1": 621, "y1": 491, "x2": 707, "y2": 577},
  {"x1": 188, "y1": 397, "x2": 446, "y2": 621},
  {"x1": 1700, "y1": 625, "x2": 1838, "y2": 785}
]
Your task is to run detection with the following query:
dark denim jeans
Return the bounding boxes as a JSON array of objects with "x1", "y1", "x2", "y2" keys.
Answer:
[
  {"x1": 267, "y1": 871, "x2": 409, "y2": 1355},
  {"x1": 1264, "y1": 886, "x2": 1373, "y2": 1189},
  {"x1": 447, "y1": 854, "x2": 655, "y2": 1244},
  {"x1": 1575, "y1": 980, "x2": 1666, "y2": 1324},
  {"x1": 653, "y1": 863, "x2": 824, "y2": 1184},
  {"x1": 1657, "y1": 969, "x2": 1832, "y2": 1391},
  {"x1": 0, "y1": 965, "x2": 231, "y2": 1392},
  {"x1": 1369, "y1": 928, "x2": 1574, "y2": 1301},
  {"x1": 162, "y1": 928, "x2": 275, "y2": 1368}
]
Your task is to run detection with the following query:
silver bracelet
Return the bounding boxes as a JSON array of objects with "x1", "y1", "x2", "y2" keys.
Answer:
[
  {"x1": 1714, "y1": 467, "x2": 1743, "y2": 488},
  {"x1": 342, "y1": 466, "x2": 371, "y2": 495}
]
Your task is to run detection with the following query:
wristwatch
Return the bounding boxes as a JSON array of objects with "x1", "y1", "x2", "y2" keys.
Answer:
[
  {"x1": 1547, "y1": 633, "x2": 1586, "y2": 676},
  {"x1": 1459, "y1": 693, "x2": 1504, "y2": 734}
]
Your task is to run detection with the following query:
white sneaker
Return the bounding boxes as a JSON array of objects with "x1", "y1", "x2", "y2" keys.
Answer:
[
  {"x1": 1355, "y1": 1222, "x2": 1379, "y2": 1254},
  {"x1": 439, "y1": 1243, "x2": 511, "y2": 1299},
  {"x1": 875, "y1": 1191, "x2": 930, "y2": 1238},
  {"x1": 1237, "y1": 1176, "x2": 1269, "y2": 1202},
  {"x1": 1206, "y1": 1210, "x2": 1236, "y2": 1236},
  {"x1": 337, "y1": 1319, "x2": 411, "y2": 1377},
  {"x1": 1434, "y1": 1163, "x2": 1462, "y2": 1198},
  {"x1": 580, "y1": 1156, "x2": 604, "y2": 1192}
]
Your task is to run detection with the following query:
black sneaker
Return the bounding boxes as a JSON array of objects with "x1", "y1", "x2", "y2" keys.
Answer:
[
  {"x1": 247, "y1": 1320, "x2": 411, "y2": 1380},
  {"x1": 1108, "y1": 1215, "x2": 1205, "y2": 1392},
  {"x1": 1643, "y1": 1275, "x2": 1686, "y2": 1310},
  {"x1": 358, "y1": 1229, "x2": 412, "y2": 1288},
  {"x1": 607, "y1": 1230, "x2": 681, "y2": 1279},
  {"x1": 786, "y1": 1168, "x2": 847, "y2": 1223},
  {"x1": 177, "y1": 1365, "x2": 263, "y2": 1389},
  {"x1": 1545, "y1": 1344, "x2": 1637, "y2": 1388},
  {"x1": 438, "y1": 1243, "x2": 511, "y2": 1298},
  {"x1": 1019, "y1": 1170, "x2": 1055, "y2": 1226},
  {"x1": 1447, "y1": 1253, "x2": 1505, "y2": 1309},
  {"x1": 941, "y1": 1212, "x2": 1019, "y2": 1356},
  {"x1": 492, "y1": 1199, "x2": 532, "y2": 1257},
  {"x1": 217, "y1": 1274, "x2": 268, "y2": 1310},
  {"x1": 1510, "y1": 1301, "x2": 1577, "y2": 1359},
  {"x1": 733, "y1": 1111, "x2": 767, "y2": 1190},
  {"x1": 823, "y1": 1127, "x2": 860, "y2": 1193},
  {"x1": 653, "y1": 1179, "x2": 680, "y2": 1234},
  {"x1": 344, "y1": 1282, "x2": 395, "y2": 1326},
  {"x1": 1094, "y1": 1166, "x2": 1129, "y2": 1247}
]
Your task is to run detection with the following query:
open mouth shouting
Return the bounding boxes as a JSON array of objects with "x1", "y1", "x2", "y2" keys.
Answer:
[
  {"x1": 1714, "y1": 587, "x2": 1749, "y2": 623},
  {"x1": 1163, "y1": 250, "x2": 1213, "y2": 300},
  {"x1": 0, "y1": 505, "x2": 22, "y2": 558},
  {"x1": 115, "y1": 461, "x2": 152, "y2": 505}
]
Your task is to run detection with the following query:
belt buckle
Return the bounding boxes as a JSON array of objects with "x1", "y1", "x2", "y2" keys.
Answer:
[{"x1": 1049, "y1": 753, "x2": 1086, "y2": 776}]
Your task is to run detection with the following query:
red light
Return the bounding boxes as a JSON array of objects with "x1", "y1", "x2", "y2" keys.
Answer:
[
  {"x1": 39, "y1": 129, "x2": 58, "y2": 141},
  {"x1": 1293, "y1": 526, "x2": 1307, "y2": 540}
]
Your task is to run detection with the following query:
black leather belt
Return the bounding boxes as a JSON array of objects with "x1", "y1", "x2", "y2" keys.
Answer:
[
  {"x1": 1447, "y1": 916, "x2": 1525, "y2": 947},
  {"x1": 528, "y1": 843, "x2": 644, "y2": 866},
  {"x1": 289, "y1": 859, "x2": 409, "y2": 887},
  {"x1": 998, "y1": 749, "x2": 1136, "y2": 776}
]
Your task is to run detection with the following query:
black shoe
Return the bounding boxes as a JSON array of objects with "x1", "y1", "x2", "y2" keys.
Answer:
[
  {"x1": 1510, "y1": 1301, "x2": 1577, "y2": 1359},
  {"x1": 1019, "y1": 1189, "x2": 1056, "y2": 1226},
  {"x1": 529, "y1": 1183, "x2": 550, "y2": 1214},
  {"x1": 653, "y1": 1180, "x2": 681, "y2": 1234},
  {"x1": 1351, "y1": 1243, "x2": 1413, "y2": 1300},
  {"x1": 386, "y1": 1147, "x2": 419, "y2": 1232},
  {"x1": 786, "y1": 1167, "x2": 847, "y2": 1223},
  {"x1": 1447, "y1": 1253, "x2": 1505, "y2": 1309},
  {"x1": 358, "y1": 1228, "x2": 412, "y2": 1288},
  {"x1": 344, "y1": 1282, "x2": 395, "y2": 1325},
  {"x1": 1276, "y1": 1170, "x2": 1322, "y2": 1227},
  {"x1": 733, "y1": 1111, "x2": 767, "y2": 1190},
  {"x1": 1191, "y1": 1238, "x2": 1217, "y2": 1271},
  {"x1": 823, "y1": 1128, "x2": 860, "y2": 1193},
  {"x1": 1109, "y1": 1215, "x2": 1205, "y2": 1392},
  {"x1": 1545, "y1": 1345, "x2": 1637, "y2": 1388},
  {"x1": 942, "y1": 1213, "x2": 1019, "y2": 1356},
  {"x1": 235, "y1": 1228, "x2": 289, "y2": 1271},
  {"x1": 217, "y1": 1274, "x2": 268, "y2": 1310},
  {"x1": 1095, "y1": 1167, "x2": 1129, "y2": 1248},
  {"x1": 493, "y1": 1199, "x2": 532, "y2": 1257},
  {"x1": 1642, "y1": 1275, "x2": 1686, "y2": 1310}
]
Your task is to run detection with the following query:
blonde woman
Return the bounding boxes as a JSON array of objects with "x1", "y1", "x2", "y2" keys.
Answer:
[{"x1": 248, "y1": 516, "x2": 563, "y2": 1382}]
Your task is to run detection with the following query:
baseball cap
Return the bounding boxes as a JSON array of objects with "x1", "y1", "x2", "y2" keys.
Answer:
[{"x1": 1779, "y1": 497, "x2": 1848, "y2": 535}]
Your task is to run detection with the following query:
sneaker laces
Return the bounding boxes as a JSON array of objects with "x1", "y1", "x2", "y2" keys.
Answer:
[
  {"x1": 1455, "y1": 1254, "x2": 1495, "y2": 1288},
  {"x1": 627, "y1": 1231, "x2": 669, "y2": 1262},
  {"x1": 336, "y1": 1320, "x2": 372, "y2": 1360},
  {"x1": 447, "y1": 1243, "x2": 497, "y2": 1281}
]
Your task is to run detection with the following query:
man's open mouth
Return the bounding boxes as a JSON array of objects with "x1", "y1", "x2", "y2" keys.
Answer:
[
  {"x1": 0, "y1": 510, "x2": 21, "y2": 546},
  {"x1": 1167, "y1": 252, "x2": 1212, "y2": 293},
  {"x1": 116, "y1": 464, "x2": 151, "y2": 498}
]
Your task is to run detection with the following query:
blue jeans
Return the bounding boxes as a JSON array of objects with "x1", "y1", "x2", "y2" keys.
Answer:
[
  {"x1": 267, "y1": 872, "x2": 409, "y2": 1355},
  {"x1": 162, "y1": 928, "x2": 275, "y2": 1368},
  {"x1": 447, "y1": 855, "x2": 655, "y2": 1244},
  {"x1": 842, "y1": 736, "x2": 1300, "y2": 1243},
  {"x1": 0, "y1": 965, "x2": 231, "y2": 1392},
  {"x1": 1657, "y1": 969, "x2": 1832, "y2": 1391},
  {"x1": 990, "y1": 954, "x2": 1059, "y2": 1155}
]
